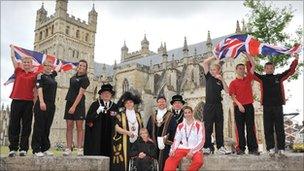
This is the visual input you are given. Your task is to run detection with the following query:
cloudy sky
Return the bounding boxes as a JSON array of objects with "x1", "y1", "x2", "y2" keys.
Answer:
[{"x1": 1, "y1": 1, "x2": 303, "y2": 122}]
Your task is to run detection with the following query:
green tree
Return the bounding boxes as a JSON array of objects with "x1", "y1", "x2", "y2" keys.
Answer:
[{"x1": 243, "y1": 0, "x2": 303, "y2": 80}]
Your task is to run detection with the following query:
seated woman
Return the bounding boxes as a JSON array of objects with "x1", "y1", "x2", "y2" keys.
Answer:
[
  {"x1": 163, "y1": 106, "x2": 205, "y2": 171},
  {"x1": 129, "y1": 128, "x2": 157, "y2": 171}
]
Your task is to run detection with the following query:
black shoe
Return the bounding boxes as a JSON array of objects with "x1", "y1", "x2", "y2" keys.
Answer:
[
  {"x1": 236, "y1": 150, "x2": 245, "y2": 155},
  {"x1": 249, "y1": 150, "x2": 260, "y2": 156}
]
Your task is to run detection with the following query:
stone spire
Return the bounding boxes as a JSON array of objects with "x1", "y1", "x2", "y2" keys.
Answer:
[
  {"x1": 141, "y1": 34, "x2": 149, "y2": 53},
  {"x1": 183, "y1": 36, "x2": 189, "y2": 53},
  {"x1": 121, "y1": 40, "x2": 129, "y2": 60},
  {"x1": 235, "y1": 20, "x2": 241, "y2": 34},
  {"x1": 206, "y1": 30, "x2": 213, "y2": 52},
  {"x1": 158, "y1": 42, "x2": 164, "y2": 54},
  {"x1": 55, "y1": 0, "x2": 68, "y2": 18},
  {"x1": 88, "y1": 3, "x2": 98, "y2": 30},
  {"x1": 241, "y1": 19, "x2": 247, "y2": 33},
  {"x1": 36, "y1": 2, "x2": 47, "y2": 26}
]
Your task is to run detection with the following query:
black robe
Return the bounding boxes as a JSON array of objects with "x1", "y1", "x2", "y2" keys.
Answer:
[
  {"x1": 146, "y1": 110, "x2": 177, "y2": 171},
  {"x1": 111, "y1": 110, "x2": 144, "y2": 171},
  {"x1": 84, "y1": 99, "x2": 118, "y2": 156},
  {"x1": 129, "y1": 138, "x2": 157, "y2": 171},
  {"x1": 172, "y1": 109, "x2": 184, "y2": 125}
]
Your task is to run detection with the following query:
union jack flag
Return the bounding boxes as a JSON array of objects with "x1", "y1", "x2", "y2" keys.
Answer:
[
  {"x1": 4, "y1": 45, "x2": 78, "y2": 85},
  {"x1": 213, "y1": 34, "x2": 302, "y2": 60}
]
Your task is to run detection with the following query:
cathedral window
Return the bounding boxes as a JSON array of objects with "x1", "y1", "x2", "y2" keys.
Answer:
[
  {"x1": 65, "y1": 26, "x2": 70, "y2": 35},
  {"x1": 85, "y1": 33, "x2": 89, "y2": 42},
  {"x1": 122, "y1": 79, "x2": 129, "y2": 93},
  {"x1": 51, "y1": 25, "x2": 54, "y2": 34},
  {"x1": 39, "y1": 31, "x2": 43, "y2": 40},
  {"x1": 76, "y1": 30, "x2": 80, "y2": 38},
  {"x1": 45, "y1": 28, "x2": 48, "y2": 37}
]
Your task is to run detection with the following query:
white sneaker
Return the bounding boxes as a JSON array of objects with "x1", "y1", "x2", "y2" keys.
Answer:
[
  {"x1": 77, "y1": 148, "x2": 83, "y2": 156},
  {"x1": 8, "y1": 150, "x2": 17, "y2": 157},
  {"x1": 268, "y1": 148, "x2": 275, "y2": 157},
  {"x1": 63, "y1": 148, "x2": 72, "y2": 156},
  {"x1": 203, "y1": 148, "x2": 211, "y2": 155},
  {"x1": 43, "y1": 150, "x2": 54, "y2": 156},
  {"x1": 278, "y1": 150, "x2": 286, "y2": 158},
  {"x1": 218, "y1": 146, "x2": 232, "y2": 155},
  {"x1": 19, "y1": 150, "x2": 27, "y2": 156},
  {"x1": 34, "y1": 152, "x2": 44, "y2": 157}
]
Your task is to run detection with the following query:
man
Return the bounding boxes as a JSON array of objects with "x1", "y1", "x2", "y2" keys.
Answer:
[
  {"x1": 229, "y1": 54, "x2": 260, "y2": 155},
  {"x1": 170, "y1": 94, "x2": 186, "y2": 125},
  {"x1": 249, "y1": 53, "x2": 299, "y2": 157},
  {"x1": 84, "y1": 84, "x2": 118, "y2": 156},
  {"x1": 147, "y1": 96, "x2": 177, "y2": 170},
  {"x1": 202, "y1": 56, "x2": 231, "y2": 155}
]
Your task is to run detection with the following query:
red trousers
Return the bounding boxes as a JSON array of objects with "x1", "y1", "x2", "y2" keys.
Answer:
[{"x1": 163, "y1": 149, "x2": 204, "y2": 171}]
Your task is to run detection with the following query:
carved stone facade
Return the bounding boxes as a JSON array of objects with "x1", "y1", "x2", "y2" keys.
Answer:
[
  {"x1": 0, "y1": 104, "x2": 10, "y2": 146},
  {"x1": 32, "y1": 0, "x2": 265, "y2": 150}
]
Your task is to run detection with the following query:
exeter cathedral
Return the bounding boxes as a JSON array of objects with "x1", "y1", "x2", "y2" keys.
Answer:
[{"x1": 19, "y1": 0, "x2": 266, "y2": 149}]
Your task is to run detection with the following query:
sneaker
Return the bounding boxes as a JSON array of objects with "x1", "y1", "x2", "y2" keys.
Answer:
[
  {"x1": 268, "y1": 148, "x2": 275, "y2": 157},
  {"x1": 278, "y1": 150, "x2": 286, "y2": 158},
  {"x1": 63, "y1": 148, "x2": 72, "y2": 156},
  {"x1": 34, "y1": 152, "x2": 44, "y2": 157},
  {"x1": 8, "y1": 151, "x2": 17, "y2": 157},
  {"x1": 77, "y1": 148, "x2": 83, "y2": 156},
  {"x1": 249, "y1": 150, "x2": 260, "y2": 156},
  {"x1": 236, "y1": 149, "x2": 245, "y2": 155},
  {"x1": 217, "y1": 146, "x2": 232, "y2": 155},
  {"x1": 203, "y1": 148, "x2": 211, "y2": 155},
  {"x1": 43, "y1": 150, "x2": 54, "y2": 156},
  {"x1": 19, "y1": 150, "x2": 27, "y2": 156}
]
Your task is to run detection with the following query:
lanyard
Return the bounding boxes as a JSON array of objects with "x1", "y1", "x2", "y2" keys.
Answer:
[{"x1": 184, "y1": 122, "x2": 194, "y2": 146}]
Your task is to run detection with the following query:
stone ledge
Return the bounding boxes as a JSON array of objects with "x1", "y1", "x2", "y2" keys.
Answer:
[
  {"x1": 0, "y1": 156, "x2": 109, "y2": 171},
  {"x1": 180, "y1": 152, "x2": 304, "y2": 170}
]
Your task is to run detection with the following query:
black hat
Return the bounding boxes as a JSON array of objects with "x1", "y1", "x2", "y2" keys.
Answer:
[
  {"x1": 170, "y1": 94, "x2": 185, "y2": 105},
  {"x1": 156, "y1": 95, "x2": 166, "y2": 101},
  {"x1": 98, "y1": 84, "x2": 115, "y2": 95},
  {"x1": 117, "y1": 91, "x2": 141, "y2": 108}
]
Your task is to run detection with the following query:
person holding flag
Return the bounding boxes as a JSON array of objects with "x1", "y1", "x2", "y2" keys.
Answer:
[
  {"x1": 248, "y1": 53, "x2": 299, "y2": 157},
  {"x1": 8, "y1": 47, "x2": 39, "y2": 157},
  {"x1": 31, "y1": 59, "x2": 59, "y2": 157}
]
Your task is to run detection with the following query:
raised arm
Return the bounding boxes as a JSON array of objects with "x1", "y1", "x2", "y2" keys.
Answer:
[
  {"x1": 279, "y1": 53, "x2": 299, "y2": 81},
  {"x1": 10, "y1": 45, "x2": 19, "y2": 69},
  {"x1": 245, "y1": 53, "x2": 255, "y2": 75},
  {"x1": 202, "y1": 56, "x2": 216, "y2": 74}
]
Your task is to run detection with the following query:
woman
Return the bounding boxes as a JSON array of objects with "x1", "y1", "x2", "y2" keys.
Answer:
[
  {"x1": 8, "y1": 48, "x2": 39, "y2": 157},
  {"x1": 129, "y1": 128, "x2": 157, "y2": 171},
  {"x1": 111, "y1": 91, "x2": 143, "y2": 171},
  {"x1": 84, "y1": 84, "x2": 118, "y2": 156},
  {"x1": 63, "y1": 59, "x2": 90, "y2": 156},
  {"x1": 32, "y1": 60, "x2": 58, "y2": 157},
  {"x1": 164, "y1": 106, "x2": 205, "y2": 171}
]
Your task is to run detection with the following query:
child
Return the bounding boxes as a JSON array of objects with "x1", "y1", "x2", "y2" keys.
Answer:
[{"x1": 129, "y1": 128, "x2": 157, "y2": 171}]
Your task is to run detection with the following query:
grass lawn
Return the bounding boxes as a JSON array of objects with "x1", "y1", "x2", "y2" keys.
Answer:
[{"x1": 0, "y1": 146, "x2": 77, "y2": 157}]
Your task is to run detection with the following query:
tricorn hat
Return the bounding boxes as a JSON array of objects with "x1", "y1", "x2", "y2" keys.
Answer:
[
  {"x1": 117, "y1": 91, "x2": 141, "y2": 108},
  {"x1": 98, "y1": 84, "x2": 115, "y2": 95},
  {"x1": 170, "y1": 94, "x2": 186, "y2": 105}
]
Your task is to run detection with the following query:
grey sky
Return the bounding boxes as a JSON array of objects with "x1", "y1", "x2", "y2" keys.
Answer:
[{"x1": 1, "y1": 0, "x2": 303, "y2": 122}]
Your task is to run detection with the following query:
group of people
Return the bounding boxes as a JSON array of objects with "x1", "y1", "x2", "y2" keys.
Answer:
[{"x1": 7, "y1": 49, "x2": 298, "y2": 171}]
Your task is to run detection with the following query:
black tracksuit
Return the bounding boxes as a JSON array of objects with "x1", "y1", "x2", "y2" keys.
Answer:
[
  {"x1": 252, "y1": 59, "x2": 298, "y2": 150},
  {"x1": 31, "y1": 71, "x2": 57, "y2": 153},
  {"x1": 203, "y1": 72, "x2": 225, "y2": 150}
]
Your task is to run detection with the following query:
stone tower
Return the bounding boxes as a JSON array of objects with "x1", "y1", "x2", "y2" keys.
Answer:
[{"x1": 34, "y1": 0, "x2": 98, "y2": 145}]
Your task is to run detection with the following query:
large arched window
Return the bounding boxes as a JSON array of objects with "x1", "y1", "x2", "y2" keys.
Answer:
[
  {"x1": 76, "y1": 30, "x2": 80, "y2": 38},
  {"x1": 65, "y1": 26, "x2": 70, "y2": 35},
  {"x1": 122, "y1": 79, "x2": 129, "y2": 93}
]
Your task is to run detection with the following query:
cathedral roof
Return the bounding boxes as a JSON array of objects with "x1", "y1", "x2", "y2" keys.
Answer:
[{"x1": 94, "y1": 34, "x2": 231, "y2": 76}]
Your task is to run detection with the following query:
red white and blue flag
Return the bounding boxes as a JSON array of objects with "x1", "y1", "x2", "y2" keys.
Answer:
[
  {"x1": 4, "y1": 45, "x2": 78, "y2": 85},
  {"x1": 214, "y1": 34, "x2": 302, "y2": 60}
]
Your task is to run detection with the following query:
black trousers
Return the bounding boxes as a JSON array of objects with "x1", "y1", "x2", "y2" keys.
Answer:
[
  {"x1": 134, "y1": 157, "x2": 154, "y2": 171},
  {"x1": 234, "y1": 104, "x2": 258, "y2": 152},
  {"x1": 263, "y1": 106, "x2": 285, "y2": 151},
  {"x1": 203, "y1": 103, "x2": 224, "y2": 150},
  {"x1": 8, "y1": 100, "x2": 34, "y2": 151},
  {"x1": 31, "y1": 101, "x2": 55, "y2": 153}
]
